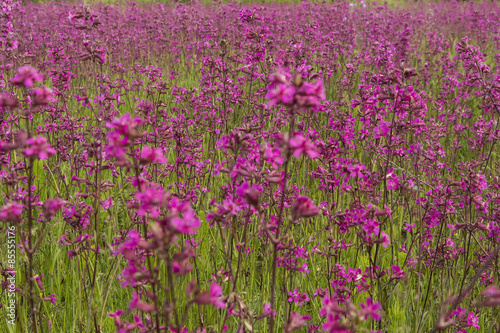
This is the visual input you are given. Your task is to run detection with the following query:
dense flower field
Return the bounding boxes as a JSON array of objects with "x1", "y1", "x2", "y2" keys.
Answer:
[{"x1": 1, "y1": 0, "x2": 500, "y2": 332}]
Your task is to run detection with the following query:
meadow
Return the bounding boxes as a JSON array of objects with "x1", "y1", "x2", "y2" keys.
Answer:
[{"x1": 1, "y1": 0, "x2": 500, "y2": 332}]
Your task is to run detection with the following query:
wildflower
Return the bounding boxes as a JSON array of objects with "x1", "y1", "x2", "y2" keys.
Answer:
[
  {"x1": 289, "y1": 133, "x2": 320, "y2": 159},
  {"x1": 266, "y1": 83, "x2": 296, "y2": 106},
  {"x1": 236, "y1": 181, "x2": 261, "y2": 208},
  {"x1": 362, "y1": 219, "x2": 380, "y2": 237},
  {"x1": 264, "y1": 303, "x2": 276, "y2": 316},
  {"x1": 135, "y1": 186, "x2": 167, "y2": 218},
  {"x1": 32, "y1": 86, "x2": 56, "y2": 105},
  {"x1": 0, "y1": 202, "x2": 24, "y2": 222},
  {"x1": 360, "y1": 298, "x2": 382, "y2": 321},
  {"x1": 128, "y1": 292, "x2": 156, "y2": 312},
  {"x1": 170, "y1": 207, "x2": 200, "y2": 234},
  {"x1": 466, "y1": 312, "x2": 480, "y2": 329},
  {"x1": 43, "y1": 198, "x2": 65, "y2": 219},
  {"x1": 32, "y1": 275, "x2": 44, "y2": 290},
  {"x1": 286, "y1": 312, "x2": 311, "y2": 332},
  {"x1": 140, "y1": 145, "x2": 167, "y2": 164},
  {"x1": 390, "y1": 265, "x2": 405, "y2": 279},
  {"x1": 42, "y1": 293, "x2": 57, "y2": 305},
  {"x1": 10, "y1": 66, "x2": 43, "y2": 88},
  {"x1": 23, "y1": 136, "x2": 56, "y2": 160},
  {"x1": 194, "y1": 283, "x2": 226, "y2": 309},
  {"x1": 292, "y1": 196, "x2": 320, "y2": 218},
  {"x1": 295, "y1": 80, "x2": 326, "y2": 107},
  {"x1": 0, "y1": 94, "x2": 18, "y2": 107},
  {"x1": 347, "y1": 164, "x2": 365, "y2": 179}
]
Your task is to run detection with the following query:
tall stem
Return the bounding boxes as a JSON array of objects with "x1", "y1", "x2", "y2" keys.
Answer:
[{"x1": 269, "y1": 110, "x2": 295, "y2": 333}]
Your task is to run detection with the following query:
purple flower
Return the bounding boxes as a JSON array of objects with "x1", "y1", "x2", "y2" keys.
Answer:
[
  {"x1": 210, "y1": 283, "x2": 226, "y2": 309},
  {"x1": 128, "y1": 292, "x2": 156, "y2": 312},
  {"x1": 140, "y1": 145, "x2": 167, "y2": 165},
  {"x1": 23, "y1": 136, "x2": 56, "y2": 160},
  {"x1": 266, "y1": 82, "x2": 296, "y2": 106},
  {"x1": 42, "y1": 293, "x2": 57, "y2": 305},
  {"x1": 32, "y1": 86, "x2": 56, "y2": 105},
  {"x1": 289, "y1": 133, "x2": 320, "y2": 159},
  {"x1": 170, "y1": 207, "x2": 200, "y2": 234},
  {"x1": 466, "y1": 312, "x2": 480, "y2": 329},
  {"x1": 286, "y1": 312, "x2": 311, "y2": 332},
  {"x1": 347, "y1": 164, "x2": 365, "y2": 179},
  {"x1": 292, "y1": 196, "x2": 320, "y2": 218},
  {"x1": 0, "y1": 202, "x2": 24, "y2": 222},
  {"x1": 360, "y1": 298, "x2": 382, "y2": 321},
  {"x1": 10, "y1": 66, "x2": 44, "y2": 88}
]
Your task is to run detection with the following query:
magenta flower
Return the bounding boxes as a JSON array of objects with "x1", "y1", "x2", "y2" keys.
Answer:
[
  {"x1": 32, "y1": 86, "x2": 56, "y2": 105},
  {"x1": 390, "y1": 265, "x2": 405, "y2": 280},
  {"x1": 360, "y1": 298, "x2": 382, "y2": 321},
  {"x1": 43, "y1": 198, "x2": 65, "y2": 219},
  {"x1": 42, "y1": 293, "x2": 57, "y2": 305},
  {"x1": 23, "y1": 136, "x2": 56, "y2": 160},
  {"x1": 135, "y1": 186, "x2": 167, "y2": 218},
  {"x1": 289, "y1": 133, "x2": 320, "y2": 159},
  {"x1": 108, "y1": 310, "x2": 123, "y2": 329},
  {"x1": 140, "y1": 145, "x2": 167, "y2": 165},
  {"x1": 295, "y1": 80, "x2": 326, "y2": 107},
  {"x1": 347, "y1": 164, "x2": 365, "y2": 179},
  {"x1": 266, "y1": 82, "x2": 296, "y2": 106},
  {"x1": 362, "y1": 219, "x2": 380, "y2": 237},
  {"x1": 128, "y1": 292, "x2": 156, "y2": 313},
  {"x1": 170, "y1": 207, "x2": 200, "y2": 234},
  {"x1": 466, "y1": 312, "x2": 480, "y2": 329},
  {"x1": 292, "y1": 196, "x2": 320, "y2": 218},
  {"x1": 210, "y1": 283, "x2": 226, "y2": 309},
  {"x1": 10, "y1": 66, "x2": 44, "y2": 88},
  {"x1": 264, "y1": 146, "x2": 284, "y2": 169},
  {"x1": 0, "y1": 94, "x2": 18, "y2": 107},
  {"x1": 264, "y1": 303, "x2": 276, "y2": 316},
  {"x1": 286, "y1": 312, "x2": 311, "y2": 332},
  {"x1": 236, "y1": 181, "x2": 261, "y2": 207},
  {"x1": 0, "y1": 202, "x2": 24, "y2": 222},
  {"x1": 386, "y1": 169, "x2": 399, "y2": 190}
]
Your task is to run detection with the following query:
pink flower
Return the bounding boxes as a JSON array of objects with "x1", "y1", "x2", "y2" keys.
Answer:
[
  {"x1": 390, "y1": 265, "x2": 405, "y2": 279},
  {"x1": 171, "y1": 208, "x2": 200, "y2": 234},
  {"x1": 128, "y1": 292, "x2": 156, "y2": 313},
  {"x1": 264, "y1": 303, "x2": 276, "y2": 316},
  {"x1": 43, "y1": 293, "x2": 57, "y2": 305},
  {"x1": 289, "y1": 133, "x2": 320, "y2": 159},
  {"x1": 106, "y1": 113, "x2": 144, "y2": 138},
  {"x1": 360, "y1": 298, "x2": 382, "y2": 321},
  {"x1": 0, "y1": 94, "x2": 18, "y2": 107},
  {"x1": 347, "y1": 164, "x2": 365, "y2": 179},
  {"x1": 386, "y1": 169, "x2": 399, "y2": 190},
  {"x1": 210, "y1": 283, "x2": 226, "y2": 309},
  {"x1": 362, "y1": 219, "x2": 379, "y2": 236},
  {"x1": 23, "y1": 136, "x2": 56, "y2": 160},
  {"x1": 108, "y1": 310, "x2": 123, "y2": 329},
  {"x1": 264, "y1": 146, "x2": 284, "y2": 169},
  {"x1": 10, "y1": 66, "x2": 44, "y2": 88},
  {"x1": 194, "y1": 283, "x2": 226, "y2": 308},
  {"x1": 32, "y1": 86, "x2": 56, "y2": 105},
  {"x1": 236, "y1": 181, "x2": 261, "y2": 207},
  {"x1": 140, "y1": 145, "x2": 167, "y2": 164},
  {"x1": 466, "y1": 312, "x2": 480, "y2": 329},
  {"x1": 286, "y1": 312, "x2": 311, "y2": 332},
  {"x1": 0, "y1": 202, "x2": 24, "y2": 222},
  {"x1": 295, "y1": 80, "x2": 325, "y2": 107},
  {"x1": 266, "y1": 82, "x2": 296, "y2": 106},
  {"x1": 135, "y1": 186, "x2": 167, "y2": 218},
  {"x1": 292, "y1": 196, "x2": 320, "y2": 218},
  {"x1": 43, "y1": 198, "x2": 65, "y2": 219}
]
